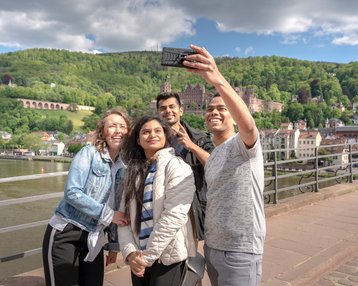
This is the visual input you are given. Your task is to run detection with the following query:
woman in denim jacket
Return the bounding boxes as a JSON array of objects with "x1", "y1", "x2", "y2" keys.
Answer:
[{"x1": 42, "y1": 107, "x2": 130, "y2": 286}]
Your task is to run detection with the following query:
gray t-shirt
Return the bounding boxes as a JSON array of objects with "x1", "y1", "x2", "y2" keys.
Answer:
[{"x1": 204, "y1": 133, "x2": 266, "y2": 254}]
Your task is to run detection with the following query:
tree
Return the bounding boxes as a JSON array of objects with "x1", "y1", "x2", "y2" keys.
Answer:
[
  {"x1": 340, "y1": 95, "x2": 351, "y2": 108},
  {"x1": 0, "y1": 136, "x2": 5, "y2": 153},
  {"x1": 297, "y1": 84, "x2": 311, "y2": 104},
  {"x1": 267, "y1": 84, "x2": 281, "y2": 102},
  {"x1": 284, "y1": 103, "x2": 304, "y2": 123},
  {"x1": 65, "y1": 120, "x2": 74, "y2": 135},
  {"x1": 310, "y1": 79, "x2": 322, "y2": 98},
  {"x1": 8, "y1": 133, "x2": 24, "y2": 150},
  {"x1": 22, "y1": 133, "x2": 44, "y2": 153},
  {"x1": 182, "y1": 114, "x2": 206, "y2": 130},
  {"x1": 82, "y1": 114, "x2": 100, "y2": 131},
  {"x1": 57, "y1": 133, "x2": 65, "y2": 142},
  {"x1": 67, "y1": 143, "x2": 85, "y2": 155},
  {"x1": 95, "y1": 93, "x2": 116, "y2": 115},
  {"x1": 321, "y1": 78, "x2": 343, "y2": 102}
]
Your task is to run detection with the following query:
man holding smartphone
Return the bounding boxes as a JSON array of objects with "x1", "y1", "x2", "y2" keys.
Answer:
[
  {"x1": 156, "y1": 92, "x2": 214, "y2": 241},
  {"x1": 183, "y1": 44, "x2": 266, "y2": 286}
]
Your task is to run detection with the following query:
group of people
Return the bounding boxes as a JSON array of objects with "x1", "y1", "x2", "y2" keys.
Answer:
[{"x1": 42, "y1": 44, "x2": 266, "y2": 286}]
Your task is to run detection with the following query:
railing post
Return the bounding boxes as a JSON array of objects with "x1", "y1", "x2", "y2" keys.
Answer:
[
  {"x1": 349, "y1": 144, "x2": 353, "y2": 183},
  {"x1": 273, "y1": 151, "x2": 278, "y2": 204},
  {"x1": 315, "y1": 147, "x2": 319, "y2": 192}
]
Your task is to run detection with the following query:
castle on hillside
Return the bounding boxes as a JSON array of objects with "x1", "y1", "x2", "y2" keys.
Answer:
[
  {"x1": 235, "y1": 87, "x2": 284, "y2": 113},
  {"x1": 157, "y1": 79, "x2": 284, "y2": 114}
]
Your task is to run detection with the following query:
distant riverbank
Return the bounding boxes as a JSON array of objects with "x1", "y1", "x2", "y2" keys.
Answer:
[{"x1": 0, "y1": 154, "x2": 72, "y2": 163}]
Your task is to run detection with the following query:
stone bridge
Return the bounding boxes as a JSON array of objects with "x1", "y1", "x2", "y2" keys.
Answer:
[{"x1": 17, "y1": 98, "x2": 95, "y2": 111}]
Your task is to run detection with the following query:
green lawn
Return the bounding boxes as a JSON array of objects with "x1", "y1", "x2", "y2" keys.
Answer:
[{"x1": 37, "y1": 110, "x2": 93, "y2": 131}]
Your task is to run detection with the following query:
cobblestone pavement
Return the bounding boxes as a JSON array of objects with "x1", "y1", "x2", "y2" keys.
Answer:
[{"x1": 315, "y1": 256, "x2": 358, "y2": 286}]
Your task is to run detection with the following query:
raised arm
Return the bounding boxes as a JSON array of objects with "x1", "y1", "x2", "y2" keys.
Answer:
[{"x1": 184, "y1": 44, "x2": 258, "y2": 148}]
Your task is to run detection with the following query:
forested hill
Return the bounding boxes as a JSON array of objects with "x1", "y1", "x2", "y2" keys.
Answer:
[{"x1": 0, "y1": 48, "x2": 358, "y2": 128}]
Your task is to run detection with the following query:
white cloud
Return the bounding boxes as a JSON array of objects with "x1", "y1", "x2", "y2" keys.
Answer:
[
  {"x1": 0, "y1": 41, "x2": 21, "y2": 48},
  {"x1": 0, "y1": 0, "x2": 357, "y2": 53},
  {"x1": 281, "y1": 34, "x2": 302, "y2": 45},
  {"x1": 235, "y1": 47, "x2": 241, "y2": 53},
  {"x1": 333, "y1": 35, "x2": 358, "y2": 46},
  {"x1": 244, "y1": 46, "x2": 254, "y2": 55},
  {"x1": 0, "y1": 0, "x2": 195, "y2": 52},
  {"x1": 168, "y1": 0, "x2": 358, "y2": 45}
]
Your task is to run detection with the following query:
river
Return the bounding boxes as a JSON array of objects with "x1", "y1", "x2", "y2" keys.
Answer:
[{"x1": 0, "y1": 159, "x2": 70, "y2": 281}]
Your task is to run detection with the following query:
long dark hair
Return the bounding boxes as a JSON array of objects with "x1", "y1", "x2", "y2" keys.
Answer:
[{"x1": 122, "y1": 116, "x2": 173, "y2": 234}]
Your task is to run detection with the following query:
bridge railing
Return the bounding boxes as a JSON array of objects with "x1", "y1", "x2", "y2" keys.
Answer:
[
  {"x1": 0, "y1": 143, "x2": 357, "y2": 275},
  {"x1": 0, "y1": 171, "x2": 67, "y2": 266},
  {"x1": 263, "y1": 142, "x2": 358, "y2": 203}
]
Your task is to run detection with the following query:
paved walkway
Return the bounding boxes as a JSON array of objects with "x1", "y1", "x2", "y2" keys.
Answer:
[
  {"x1": 262, "y1": 183, "x2": 358, "y2": 286},
  {"x1": 2, "y1": 182, "x2": 358, "y2": 286}
]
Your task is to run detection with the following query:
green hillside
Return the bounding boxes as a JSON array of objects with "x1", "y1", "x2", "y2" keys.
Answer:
[
  {"x1": 36, "y1": 110, "x2": 93, "y2": 132},
  {"x1": 0, "y1": 48, "x2": 358, "y2": 132}
]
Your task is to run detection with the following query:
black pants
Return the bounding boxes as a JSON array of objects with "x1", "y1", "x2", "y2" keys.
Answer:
[
  {"x1": 131, "y1": 260, "x2": 184, "y2": 286},
  {"x1": 42, "y1": 223, "x2": 104, "y2": 286}
]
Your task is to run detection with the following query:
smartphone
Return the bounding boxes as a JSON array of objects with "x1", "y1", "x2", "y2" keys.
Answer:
[{"x1": 161, "y1": 47, "x2": 198, "y2": 68}]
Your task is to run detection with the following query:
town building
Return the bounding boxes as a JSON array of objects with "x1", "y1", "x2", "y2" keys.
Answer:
[
  {"x1": 320, "y1": 137, "x2": 349, "y2": 167},
  {"x1": 261, "y1": 122, "x2": 322, "y2": 161},
  {"x1": 67, "y1": 131, "x2": 96, "y2": 146},
  {"x1": 296, "y1": 130, "x2": 322, "y2": 159},
  {"x1": 50, "y1": 141, "x2": 65, "y2": 156},
  {"x1": 335, "y1": 126, "x2": 358, "y2": 141}
]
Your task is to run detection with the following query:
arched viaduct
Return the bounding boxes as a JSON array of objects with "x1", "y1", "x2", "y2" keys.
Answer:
[
  {"x1": 17, "y1": 99, "x2": 69, "y2": 110},
  {"x1": 16, "y1": 99, "x2": 95, "y2": 111}
]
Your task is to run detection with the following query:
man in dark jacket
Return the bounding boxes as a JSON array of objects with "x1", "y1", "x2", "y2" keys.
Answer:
[{"x1": 156, "y1": 92, "x2": 214, "y2": 240}]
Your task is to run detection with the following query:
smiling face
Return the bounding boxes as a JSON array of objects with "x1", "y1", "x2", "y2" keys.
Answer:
[
  {"x1": 205, "y1": 96, "x2": 235, "y2": 142},
  {"x1": 138, "y1": 119, "x2": 167, "y2": 160},
  {"x1": 103, "y1": 113, "x2": 128, "y2": 157},
  {"x1": 157, "y1": 97, "x2": 183, "y2": 129}
]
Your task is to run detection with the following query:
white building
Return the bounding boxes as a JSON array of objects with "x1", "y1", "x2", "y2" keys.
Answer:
[
  {"x1": 296, "y1": 131, "x2": 322, "y2": 159},
  {"x1": 261, "y1": 123, "x2": 300, "y2": 160},
  {"x1": 50, "y1": 141, "x2": 65, "y2": 156},
  {"x1": 261, "y1": 122, "x2": 323, "y2": 161}
]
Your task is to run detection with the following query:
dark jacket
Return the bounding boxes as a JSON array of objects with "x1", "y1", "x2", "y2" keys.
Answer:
[{"x1": 175, "y1": 121, "x2": 214, "y2": 240}]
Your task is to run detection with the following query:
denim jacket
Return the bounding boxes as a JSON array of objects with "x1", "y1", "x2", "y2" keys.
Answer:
[{"x1": 55, "y1": 145, "x2": 125, "y2": 248}]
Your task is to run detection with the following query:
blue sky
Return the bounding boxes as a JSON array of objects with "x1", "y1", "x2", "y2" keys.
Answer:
[
  {"x1": 0, "y1": 1, "x2": 357, "y2": 63},
  {"x1": 170, "y1": 18, "x2": 358, "y2": 63}
]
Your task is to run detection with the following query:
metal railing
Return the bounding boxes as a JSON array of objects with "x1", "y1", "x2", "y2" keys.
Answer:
[
  {"x1": 263, "y1": 143, "x2": 358, "y2": 203},
  {"x1": 0, "y1": 143, "x2": 357, "y2": 267},
  {"x1": 0, "y1": 171, "x2": 68, "y2": 264}
]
